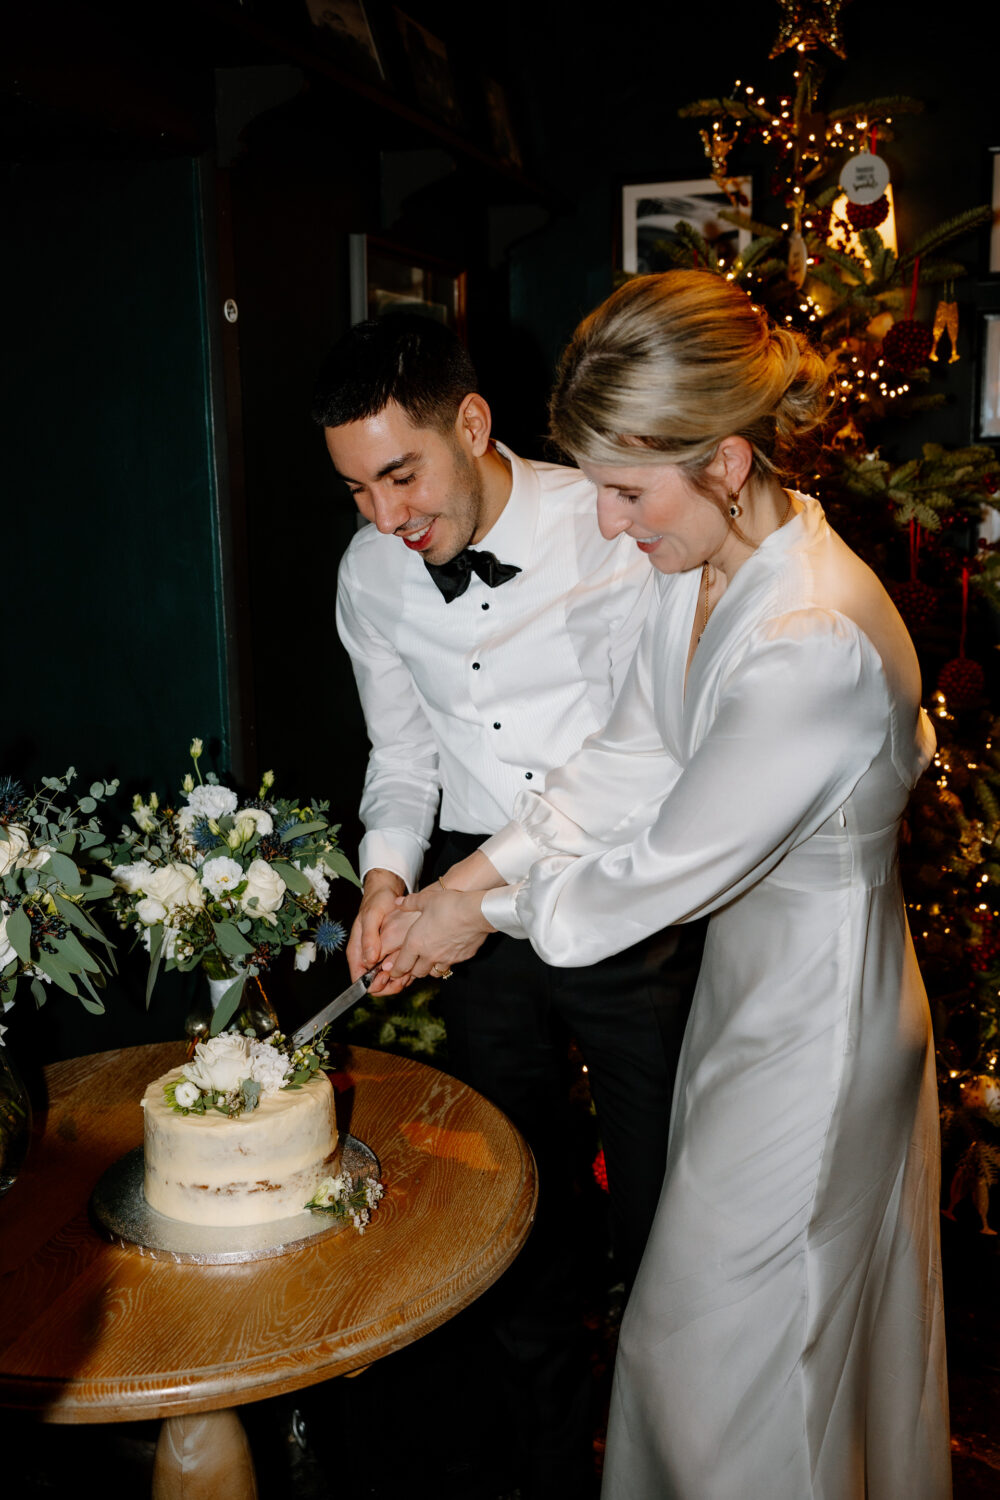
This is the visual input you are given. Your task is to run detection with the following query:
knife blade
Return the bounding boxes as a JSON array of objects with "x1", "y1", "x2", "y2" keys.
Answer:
[{"x1": 290, "y1": 966, "x2": 381, "y2": 1049}]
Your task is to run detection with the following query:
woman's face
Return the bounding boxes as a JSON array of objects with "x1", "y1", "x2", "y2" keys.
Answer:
[{"x1": 582, "y1": 460, "x2": 733, "y2": 575}]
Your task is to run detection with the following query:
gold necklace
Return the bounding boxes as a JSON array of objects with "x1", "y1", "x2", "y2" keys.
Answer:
[{"x1": 698, "y1": 493, "x2": 795, "y2": 644}]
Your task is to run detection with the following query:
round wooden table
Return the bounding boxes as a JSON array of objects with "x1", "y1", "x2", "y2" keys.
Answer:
[{"x1": 0, "y1": 1042, "x2": 537, "y2": 1497}]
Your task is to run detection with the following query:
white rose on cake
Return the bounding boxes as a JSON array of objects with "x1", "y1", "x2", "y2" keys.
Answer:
[
  {"x1": 143, "y1": 862, "x2": 204, "y2": 910},
  {"x1": 240, "y1": 859, "x2": 285, "y2": 920},
  {"x1": 174, "y1": 1080, "x2": 201, "y2": 1109},
  {"x1": 183, "y1": 1032, "x2": 252, "y2": 1095}
]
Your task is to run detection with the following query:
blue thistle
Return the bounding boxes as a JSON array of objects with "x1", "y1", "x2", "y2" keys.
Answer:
[
  {"x1": 0, "y1": 777, "x2": 27, "y2": 824},
  {"x1": 191, "y1": 817, "x2": 219, "y2": 854},
  {"x1": 276, "y1": 816, "x2": 308, "y2": 850},
  {"x1": 315, "y1": 918, "x2": 347, "y2": 955}
]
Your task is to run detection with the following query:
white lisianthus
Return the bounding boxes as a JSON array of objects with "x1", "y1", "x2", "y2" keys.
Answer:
[
  {"x1": 132, "y1": 802, "x2": 158, "y2": 834},
  {"x1": 182, "y1": 1032, "x2": 252, "y2": 1094},
  {"x1": 240, "y1": 859, "x2": 286, "y2": 919},
  {"x1": 143, "y1": 862, "x2": 204, "y2": 910},
  {"x1": 234, "y1": 808, "x2": 274, "y2": 841},
  {"x1": 294, "y1": 941, "x2": 317, "y2": 972},
  {"x1": 295, "y1": 860, "x2": 330, "y2": 904},
  {"x1": 248, "y1": 1038, "x2": 292, "y2": 1096},
  {"x1": 0, "y1": 825, "x2": 30, "y2": 877},
  {"x1": 174, "y1": 1080, "x2": 201, "y2": 1109},
  {"x1": 184, "y1": 784, "x2": 238, "y2": 823},
  {"x1": 201, "y1": 855, "x2": 244, "y2": 898},
  {"x1": 112, "y1": 859, "x2": 155, "y2": 895},
  {"x1": 141, "y1": 924, "x2": 179, "y2": 960},
  {"x1": 135, "y1": 897, "x2": 168, "y2": 925},
  {"x1": 0, "y1": 915, "x2": 15, "y2": 970}
]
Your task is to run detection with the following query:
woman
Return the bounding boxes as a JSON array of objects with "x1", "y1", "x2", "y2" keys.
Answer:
[{"x1": 382, "y1": 271, "x2": 950, "y2": 1499}]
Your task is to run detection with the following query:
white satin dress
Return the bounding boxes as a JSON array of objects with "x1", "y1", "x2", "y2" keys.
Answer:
[{"x1": 480, "y1": 498, "x2": 951, "y2": 1500}]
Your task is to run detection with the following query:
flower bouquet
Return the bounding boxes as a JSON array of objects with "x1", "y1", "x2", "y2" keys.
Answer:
[
  {"x1": 108, "y1": 740, "x2": 361, "y2": 1034},
  {"x1": 163, "y1": 1028, "x2": 330, "y2": 1120},
  {"x1": 0, "y1": 769, "x2": 118, "y2": 1029}
]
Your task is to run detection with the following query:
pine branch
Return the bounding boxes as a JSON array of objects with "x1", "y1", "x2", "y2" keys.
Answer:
[
  {"x1": 826, "y1": 96, "x2": 925, "y2": 123},
  {"x1": 898, "y1": 207, "x2": 992, "y2": 269}
]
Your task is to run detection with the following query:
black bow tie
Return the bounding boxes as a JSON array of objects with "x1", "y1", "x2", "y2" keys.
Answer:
[{"x1": 424, "y1": 547, "x2": 522, "y2": 603}]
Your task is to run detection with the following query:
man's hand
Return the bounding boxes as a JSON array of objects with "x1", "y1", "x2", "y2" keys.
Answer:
[{"x1": 347, "y1": 868, "x2": 407, "y2": 993}]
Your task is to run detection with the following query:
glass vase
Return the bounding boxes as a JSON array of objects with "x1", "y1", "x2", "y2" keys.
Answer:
[
  {"x1": 184, "y1": 958, "x2": 279, "y2": 1045},
  {"x1": 0, "y1": 1044, "x2": 32, "y2": 1199}
]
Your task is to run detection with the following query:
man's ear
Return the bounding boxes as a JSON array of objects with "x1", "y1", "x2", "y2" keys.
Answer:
[{"x1": 456, "y1": 393, "x2": 493, "y2": 457}]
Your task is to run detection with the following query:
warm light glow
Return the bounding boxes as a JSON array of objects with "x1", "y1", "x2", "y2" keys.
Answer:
[{"x1": 827, "y1": 185, "x2": 898, "y2": 256}]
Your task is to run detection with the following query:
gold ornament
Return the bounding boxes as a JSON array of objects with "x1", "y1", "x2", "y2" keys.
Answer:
[
  {"x1": 770, "y1": 0, "x2": 848, "y2": 59},
  {"x1": 930, "y1": 299, "x2": 960, "y2": 364}
]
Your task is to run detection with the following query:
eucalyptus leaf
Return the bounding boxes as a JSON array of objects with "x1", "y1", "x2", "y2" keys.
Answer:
[
  {"x1": 0, "y1": 826, "x2": 7, "y2": 844},
  {"x1": 30, "y1": 978, "x2": 47, "y2": 1008},
  {"x1": 6, "y1": 906, "x2": 31, "y2": 962},
  {"x1": 77, "y1": 872, "x2": 116, "y2": 900},
  {"x1": 273, "y1": 861, "x2": 312, "y2": 896},
  {"x1": 44, "y1": 850, "x2": 82, "y2": 889},
  {"x1": 236, "y1": 919, "x2": 252, "y2": 934},
  {"x1": 212, "y1": 920, "x2": 255, "y2": 958},
  {"x1": 78, "y1": 797, "x2": 97, "y2": 814},
  {"x1": 146, "y1": 924, "x2": 165, "y2": 1008},
  {"x1": 35, "y1": 951, "x2": 80, "y2": 997},
  {"x1": 54, "y1": 894, "x2": 113, "y2": 948},
  {"x1": 210, "y1": 974, "x2": 246, "y2": 1035},
  {"x1": 54, "y1": 930, "x2": 102, "y2": 974},
  {"x1": 89, "y1": 783, "x2": 104, "y2": 799},
  {"x1": 323, "y1": 849, "x2": 363, "y2": 890},
  {"x1": 76, "y1": 968, "x2": 107, "y2": 1012},
  {"x1": 279, "y1": 819, "x2": 327, "y2": 842}
]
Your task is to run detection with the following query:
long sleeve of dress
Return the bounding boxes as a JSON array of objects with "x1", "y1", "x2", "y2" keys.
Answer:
[
  {"x1": 481, "y1": 609, "x2": 891, "y2": 966},
  {"x1": 336, "y1": 558, "x2": 440, "y2": 890}
]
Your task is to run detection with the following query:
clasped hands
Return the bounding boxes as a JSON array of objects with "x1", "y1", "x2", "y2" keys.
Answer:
[{"x1": 347, "y1": 852, "x2": 501, "y2": 995}]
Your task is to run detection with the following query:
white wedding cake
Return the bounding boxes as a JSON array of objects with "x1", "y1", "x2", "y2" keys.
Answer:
[{"x1": 141, "y1": 1034, "x2": 339, "y2": 1227}]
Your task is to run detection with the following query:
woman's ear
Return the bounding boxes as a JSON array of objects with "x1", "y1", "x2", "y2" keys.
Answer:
[{"x1": 705, "y1": 436, "x2": 754, "y2": 495}]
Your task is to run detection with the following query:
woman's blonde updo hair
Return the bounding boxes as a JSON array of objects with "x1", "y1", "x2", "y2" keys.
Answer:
[{"x1": 549, "y1": 270, "x2": 830, "y2": 485}]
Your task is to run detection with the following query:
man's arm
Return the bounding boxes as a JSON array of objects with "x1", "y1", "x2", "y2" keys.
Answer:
[{"x1": 336, "y1": 551, "x2": 442, "y2": 975}]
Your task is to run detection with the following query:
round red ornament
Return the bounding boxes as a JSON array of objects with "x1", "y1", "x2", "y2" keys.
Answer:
[
  {"x1": 846, "y1": 194, "x2": 890, "y2": 230},
  {"x1": 888, "y1": 579, "x2": 938, "y2": 631},
  {"x1": 937, "y1": 657, "x2": 985, "y2": 707},
  {"x1": 882, "y1": 319, "x2": 933, "y2": 372}
]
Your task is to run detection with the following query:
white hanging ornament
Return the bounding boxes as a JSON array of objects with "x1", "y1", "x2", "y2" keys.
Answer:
[
  {"x1": 787, "y1": 230, "x2": 807, "y2": 287},
  {"x1": 839, "y1": 150, "x2": 891, "y2": 205}
]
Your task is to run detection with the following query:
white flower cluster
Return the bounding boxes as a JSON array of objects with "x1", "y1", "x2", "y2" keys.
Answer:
[
  {"x1": 174, "y1": 1031, "x2": 293, "y2": 1111},
  {"x1": 309, "y1": 1173, "x2": 385, "y2": 1233}
]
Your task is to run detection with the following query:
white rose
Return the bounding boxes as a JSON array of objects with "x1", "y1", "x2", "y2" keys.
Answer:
[
  {"x1": 294, "y1": 941, "x2": 317, "y2": 972},
  {"x1": 200, "y1": 855, "x2": 244, "y2": 898},
  {"x1": 295, "y1": 860, "x2": 330, "y2": 904},
  {"x1": 143, "y1": 862, "x2": 204, "y2": 910},
  {"x1": 174, "y1": 1080, "x2": 201, "y2": 1109},
  {"x1": 184, "y1": 784, "x2": 239, "y2": 823},
  {"x1": 182, "y1": 1032, "x2": 252, "y2": 1094},
  {"x1": 135, "y1": 897, "x2": 167, "y2": 925},
  {"x1": 112, "y1": 860, "x2": 155, "y2": 895},
  {"x1": 0, "y1": 826, "x2": 30, "y2": 877},
  {"x1": 0, "y1": 915, "x2": 15, "y2": 970},
  {"x1": 240, "y1": 859, "x2": 286, "y2": 918},
  {"x1": 248, "y1": 1038, "x2": 292, "y2": 1096}
]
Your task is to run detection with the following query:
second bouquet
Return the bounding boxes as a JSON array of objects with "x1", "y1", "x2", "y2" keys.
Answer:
[{"x1": 109, "y1": 740, "x2": 361, "y2": 1034}]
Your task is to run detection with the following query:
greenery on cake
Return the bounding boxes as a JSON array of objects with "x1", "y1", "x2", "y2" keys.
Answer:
[
  {"x1": 0, "y1": 768, "x2": 119, "y2": 1034},
  {"x1": 306, "y1": 1169, "x2": 384, "y2": 1232},
  {"x1": 163, "y1": 1028, "x2": 332, "y2": 1119},
  {"x1": 108, "y1": 738, "x2": 361, "y2": 1031}
]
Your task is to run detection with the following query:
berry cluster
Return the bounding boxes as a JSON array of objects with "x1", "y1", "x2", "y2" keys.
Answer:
[{"x1": 27, "y1": 904, "x2": 69, "y2": 954}]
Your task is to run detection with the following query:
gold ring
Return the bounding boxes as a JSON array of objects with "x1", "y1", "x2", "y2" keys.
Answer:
[{"x1": 432, "y1": 965, "x2": 454, "y2": 980}]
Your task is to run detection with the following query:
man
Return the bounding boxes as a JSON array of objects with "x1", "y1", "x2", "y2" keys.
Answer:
[{"x1": 315, "y1": 314, "x2": 701, "y2": 1498}]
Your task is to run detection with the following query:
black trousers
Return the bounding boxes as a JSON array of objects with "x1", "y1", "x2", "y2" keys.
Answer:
[{"x1": 434, "y1": 832, "x2": 704, "y2": 1496}]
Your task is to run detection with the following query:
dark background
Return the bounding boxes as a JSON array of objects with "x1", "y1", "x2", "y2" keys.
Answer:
[{"x1": 3, "y1": 0, "x2": 998, "y2": 1056}]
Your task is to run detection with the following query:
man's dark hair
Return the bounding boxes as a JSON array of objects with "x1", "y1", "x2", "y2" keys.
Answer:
[{"x1": 311, "y1": 314, "x2": 478, "y2": 433}]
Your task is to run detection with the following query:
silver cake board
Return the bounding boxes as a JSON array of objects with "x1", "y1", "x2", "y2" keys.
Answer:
[{"x1": 90, "y1": 1135, "x2": 380, "y2": 1264}]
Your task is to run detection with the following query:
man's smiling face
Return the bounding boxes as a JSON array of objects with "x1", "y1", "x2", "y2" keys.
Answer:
[{"x1": 325, "y1": 400, "x2": 488, "y2": 565}]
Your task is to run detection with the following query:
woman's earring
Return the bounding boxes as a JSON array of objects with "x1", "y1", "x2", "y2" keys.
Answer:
[{"x1": 728, "y1": 490, "x2": 743, "y2": 519}]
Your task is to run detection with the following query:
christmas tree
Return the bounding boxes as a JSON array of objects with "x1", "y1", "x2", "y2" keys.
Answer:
[{"x1": 660, "y1": 0, "x2": 1000, "y2": 1231}]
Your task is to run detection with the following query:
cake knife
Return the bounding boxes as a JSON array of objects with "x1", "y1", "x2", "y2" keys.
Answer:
[{"x1": 290, "y1": 966, "x2": 381, "y2": 1048}]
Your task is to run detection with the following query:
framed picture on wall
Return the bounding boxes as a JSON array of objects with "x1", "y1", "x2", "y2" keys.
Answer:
[
  {"x1": 975, "y1": 311, "x2": 1000, "y2": 442},
  {"x1": 620, "y1": 177, "x2": 753, "y2": 274},
  {"x1": 303, "y1": 0, "x2": 385, "y2": 83},
  {"x1": 349, "y1": 235, "x2": 467, "y2": 339},
  {"x1": 392, "y1": 8, "x2": 462, "y2": 129}
]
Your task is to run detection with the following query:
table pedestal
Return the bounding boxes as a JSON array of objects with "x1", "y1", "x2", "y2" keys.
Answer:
[{"x1": 152, "y1": 1408, "x2": 258, "y2": 1499}]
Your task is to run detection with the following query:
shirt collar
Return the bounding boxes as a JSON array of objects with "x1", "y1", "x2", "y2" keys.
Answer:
[{"x1": 471, "y1": 441, "x2": 540, "y2": 567}]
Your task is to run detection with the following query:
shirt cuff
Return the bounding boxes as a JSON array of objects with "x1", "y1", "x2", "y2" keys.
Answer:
[
  {"x1": 480, "y1": 883, "x2": 528, "y2": 939},
  {"x1": 358, "y1": 829, "x2": 427, "y2": 893},
  {"x1": 479, "y1": 821, "x2": 543, "y2": 884}
]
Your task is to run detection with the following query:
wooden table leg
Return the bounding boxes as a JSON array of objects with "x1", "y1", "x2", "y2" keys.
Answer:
[{"x1": 152, "y1": 1408, "x2": 258, "y2": 1499}]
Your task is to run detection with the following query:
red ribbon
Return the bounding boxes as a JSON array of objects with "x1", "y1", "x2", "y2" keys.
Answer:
[{"x1": 908, "y1": 255, "x2": 921, "y2": 320}]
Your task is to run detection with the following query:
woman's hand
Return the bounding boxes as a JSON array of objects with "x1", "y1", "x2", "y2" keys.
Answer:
[{"x1": 385, "y1": 884, "x2": 495, "y2": 981}]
